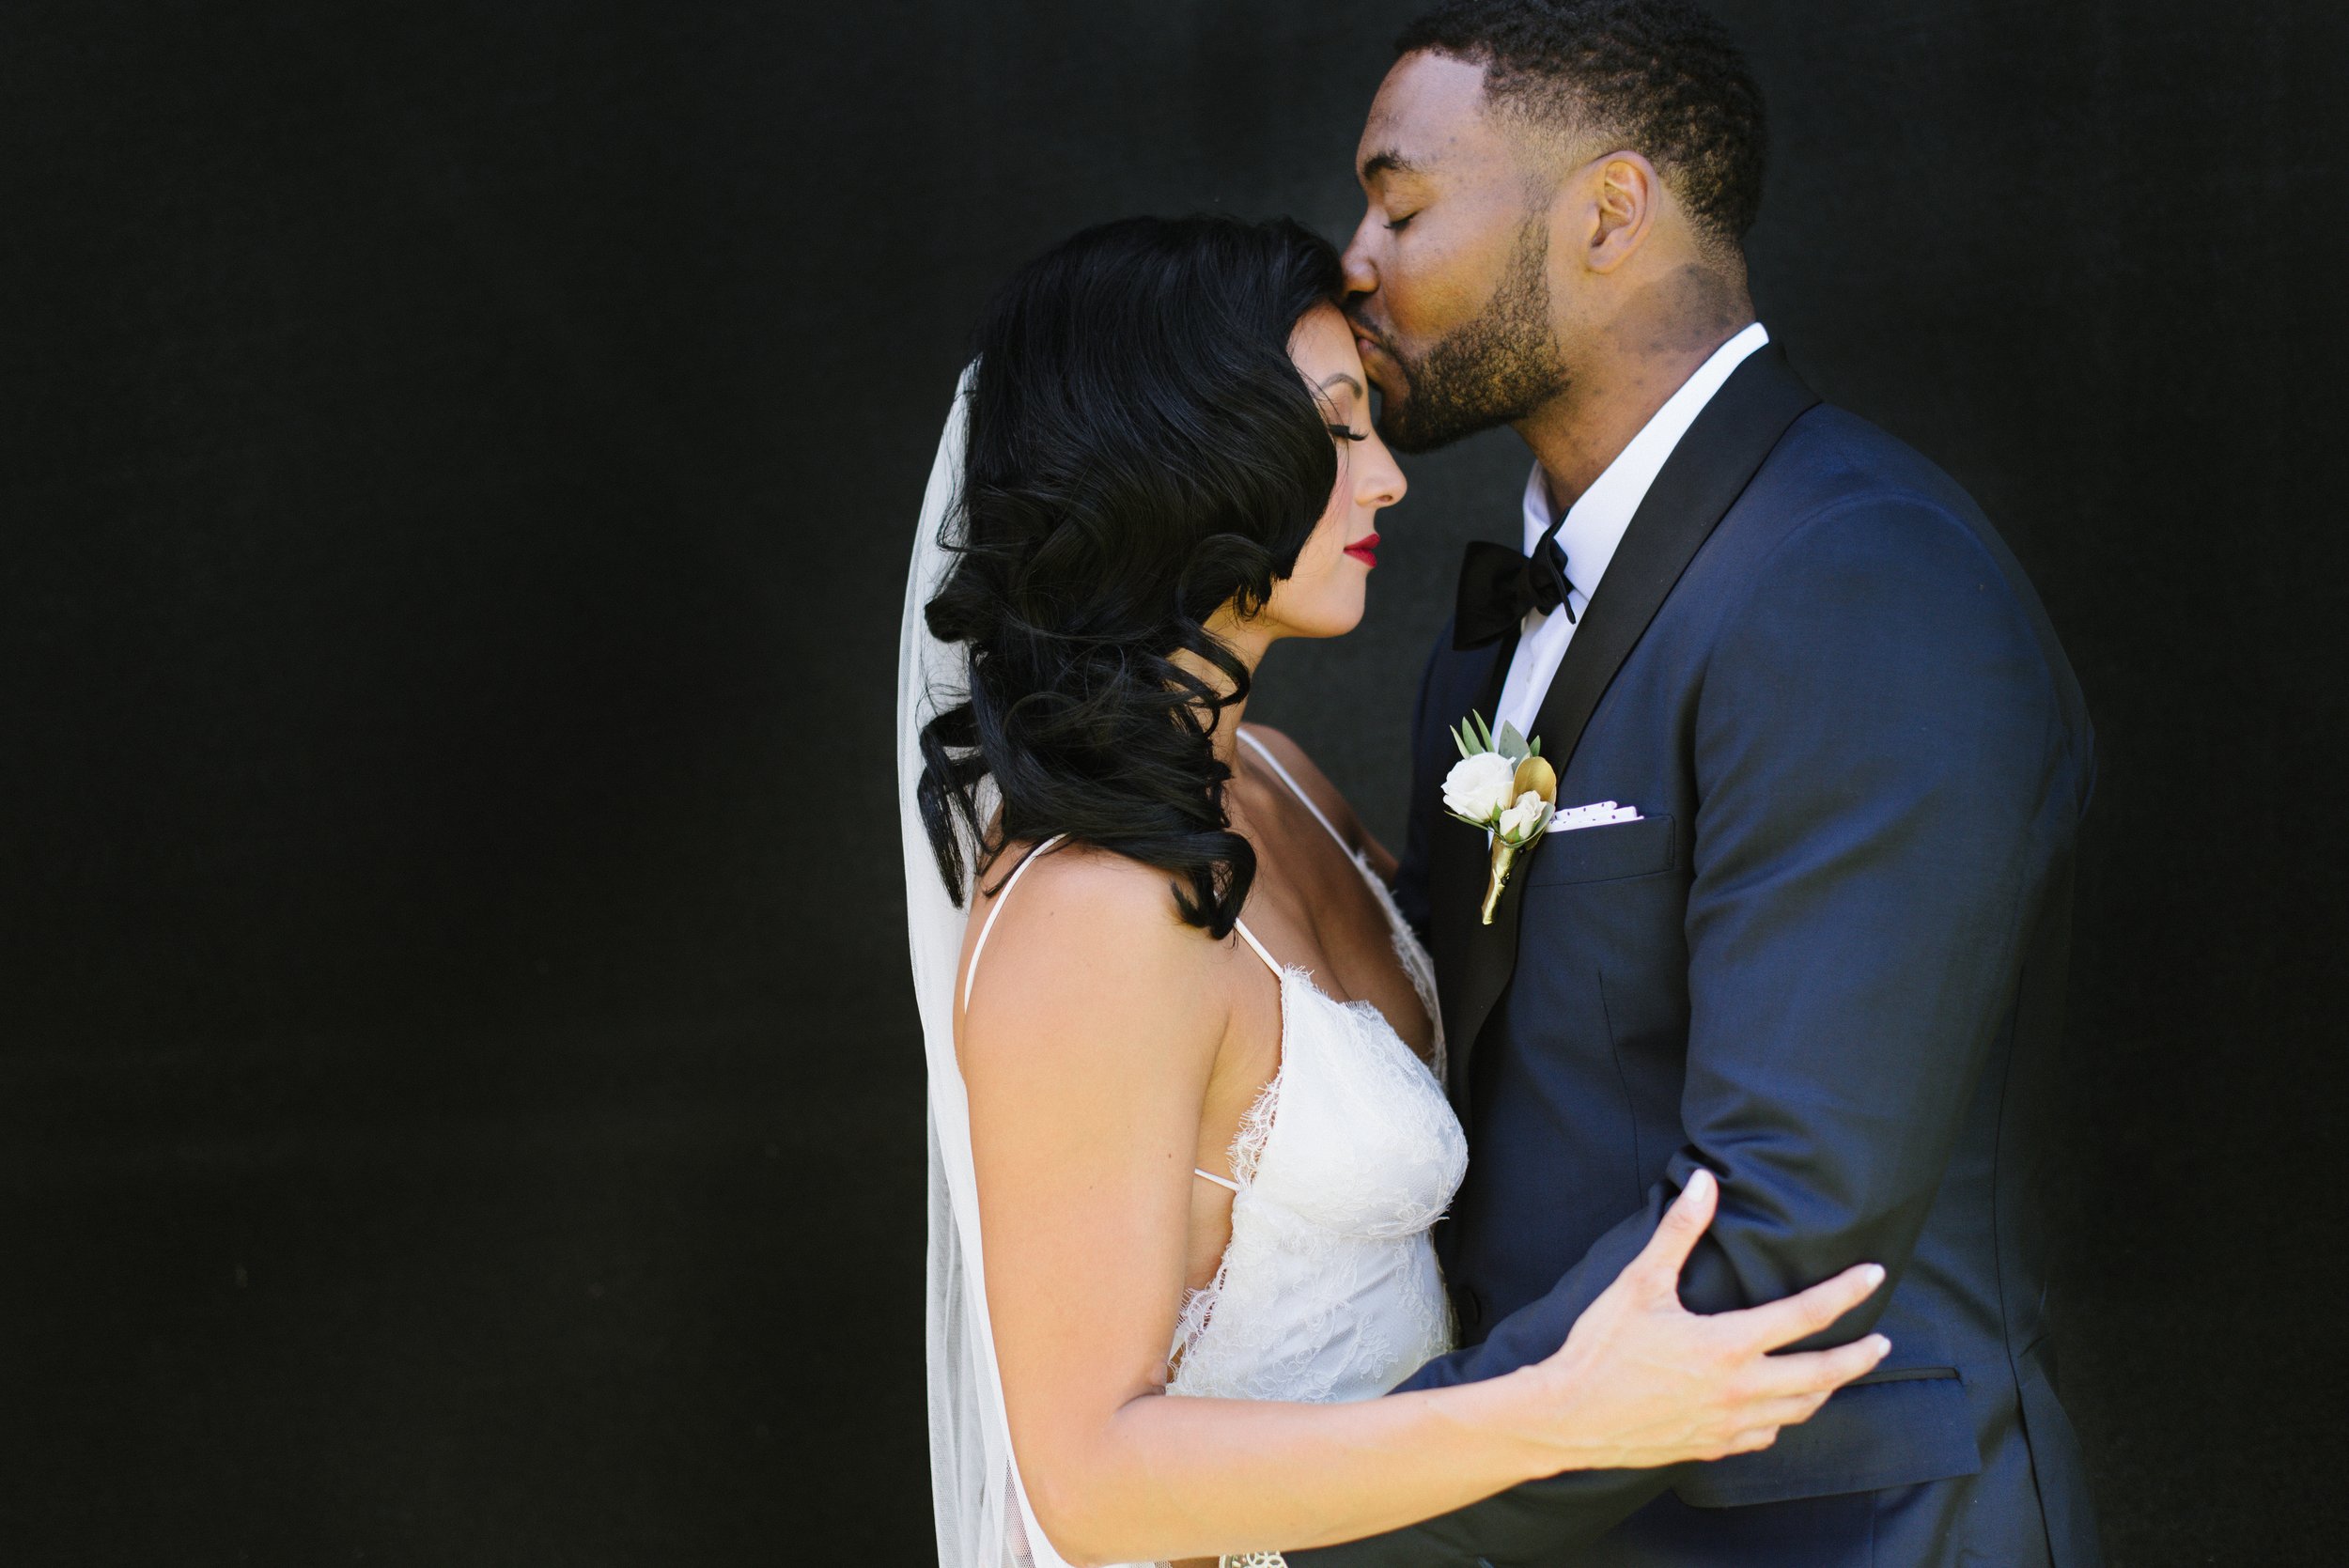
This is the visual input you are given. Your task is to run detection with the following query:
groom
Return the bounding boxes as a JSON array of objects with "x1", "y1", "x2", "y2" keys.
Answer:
[{"x1": 1291, "y1": 3, "x2": 2100, "y2": 1565}]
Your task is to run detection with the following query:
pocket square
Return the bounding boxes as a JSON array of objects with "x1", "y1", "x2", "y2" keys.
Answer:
[{"x1": 1549, "y1": 800, "x2": 1644, "y2": 832}]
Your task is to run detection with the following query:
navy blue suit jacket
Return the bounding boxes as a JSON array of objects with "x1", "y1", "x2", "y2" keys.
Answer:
[{"x1": 1291, "y1": 348, "x2": 2100, "y2": 1568}]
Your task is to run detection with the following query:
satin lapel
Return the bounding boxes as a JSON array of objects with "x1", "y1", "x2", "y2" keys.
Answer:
[{"x1": 1436, "y1": 345, "x2": 1820, "y2": 1111}]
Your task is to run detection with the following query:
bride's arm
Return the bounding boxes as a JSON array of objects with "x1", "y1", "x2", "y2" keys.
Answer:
[{"x1": 962, "y1": 849, "x2": 1889, "y2": 1568}]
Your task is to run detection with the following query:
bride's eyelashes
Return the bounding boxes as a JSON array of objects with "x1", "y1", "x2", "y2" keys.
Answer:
[
  {"x1": 1385, "y1": 213, "x2": 1417, "y2": 232},
  {"x1": 1326, "y1": 423, "x2": 1370, "y2": 442}
]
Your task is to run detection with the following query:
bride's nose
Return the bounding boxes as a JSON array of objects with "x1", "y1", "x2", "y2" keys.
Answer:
[{"x1": 1359, "y1": 449, "x2": 1407, "y2": 512}]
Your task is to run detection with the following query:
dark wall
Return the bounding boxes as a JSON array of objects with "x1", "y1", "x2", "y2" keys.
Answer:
[{"x1": 6, "y1": 2, "x2": 2344, "y2": 1563}]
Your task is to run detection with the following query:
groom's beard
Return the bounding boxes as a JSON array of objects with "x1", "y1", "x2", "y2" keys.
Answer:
[{"x1": 1361, "y1": 217, "x2": 1570, "y2": 456}]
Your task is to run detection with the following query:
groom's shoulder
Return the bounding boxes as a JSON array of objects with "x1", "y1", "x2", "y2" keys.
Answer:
[
  {"x1": 1721, "y1": 401, "x2": 2087, "y2": 725},
  {"x1": 1730, "y1": 402, "x2": 2045, "y2": 605},
  {"x1": 1758, "y1": 404, "x2": 1990, "y2": 536}
]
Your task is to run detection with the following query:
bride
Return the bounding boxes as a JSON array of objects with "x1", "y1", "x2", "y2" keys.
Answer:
[{"x1": 896, "y1": 215, "x2": 1889, "y2": 1568}]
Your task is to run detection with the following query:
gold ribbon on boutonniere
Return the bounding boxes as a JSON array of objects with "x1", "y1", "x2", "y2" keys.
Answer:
[{"x1": 1440, "y1": 710, "x2": 1560, "y2": 924}]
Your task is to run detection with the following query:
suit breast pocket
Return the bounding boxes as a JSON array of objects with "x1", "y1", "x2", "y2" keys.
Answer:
[{"x1": 1520, "y1": 812, "x2": 1676, "y2": 888}]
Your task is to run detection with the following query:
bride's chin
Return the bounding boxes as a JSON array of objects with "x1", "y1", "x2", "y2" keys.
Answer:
[
  {"x1": 1298, "y1": 599, "x2": 1370, "y2": 641},
  {"x1": 1253, "y1": 575, "x2": 1372, "y2": 642}
]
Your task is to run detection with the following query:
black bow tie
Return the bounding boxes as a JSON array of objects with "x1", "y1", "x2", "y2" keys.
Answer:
[{"x1": 1454, "y1": 517, "x2": 1577, "y2": 650}]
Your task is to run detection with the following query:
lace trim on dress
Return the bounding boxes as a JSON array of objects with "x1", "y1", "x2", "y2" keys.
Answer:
[
  {"x1": 1169, "y1": 970, "x2": 1289, "y2": 1376},
  {"x1": 1237, "y1": 730, "x2": 1444, "y2": 1080},
  {"x1": 1228, "y1": 1048, "x2": 1284, "y2": 1188},
  {"x1": 1349, "y1": 845, "x2": 1446, "y2": 1084}
]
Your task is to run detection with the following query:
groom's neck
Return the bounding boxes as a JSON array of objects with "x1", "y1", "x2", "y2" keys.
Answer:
[{"x1": 1518, "y1": 276, "x2": 1754, "y2": 510}]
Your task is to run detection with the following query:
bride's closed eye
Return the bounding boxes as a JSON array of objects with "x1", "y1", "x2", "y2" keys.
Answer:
[{"x1": 1326, "y1": 423, "x2": 1368, "y2": 442}]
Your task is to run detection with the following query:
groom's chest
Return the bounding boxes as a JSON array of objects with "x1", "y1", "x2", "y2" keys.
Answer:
[
  {"x1": 1424, "y1": 588, "x2": 1710, "y2": 893},
  {"x1": 1421, "y1": 581, "x2": 1723, "y2": 1078},
  {"x1": 1503, "y1": 644, "x2": 1698, "y2": 1051}
]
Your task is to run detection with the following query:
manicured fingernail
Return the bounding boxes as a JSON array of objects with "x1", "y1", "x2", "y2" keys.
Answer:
[
  {"x1": 1688, "y1": 1169, "x2": 1714, "y2": 1196},
  {"x1": 1860, "y1": 1264, "x2": 1886, "y2": 1290},
  {"x1": 1869, "y1": 1335, "x2": 1891, "y2": 1355}
]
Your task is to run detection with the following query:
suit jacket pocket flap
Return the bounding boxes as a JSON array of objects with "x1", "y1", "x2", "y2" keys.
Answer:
[
  {"x1": 1522, "y1": 813, "x2": 1676, "y2": 888},
  {"x1": 1669, "y1": 1369, "x2": 1981, "y2": 1510}
]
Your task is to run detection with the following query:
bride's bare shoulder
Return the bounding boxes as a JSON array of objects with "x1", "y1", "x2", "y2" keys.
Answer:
[{"x1": 959, "y1": 841, "x2": 1230, "y2": 1071}]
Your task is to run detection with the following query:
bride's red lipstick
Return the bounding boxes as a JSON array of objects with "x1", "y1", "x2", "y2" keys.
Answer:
[{"x1": 1345, "y1": 531, "x2": 1380, "y2": 567}]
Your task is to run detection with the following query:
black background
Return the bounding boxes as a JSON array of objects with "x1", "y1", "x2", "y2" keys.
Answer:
[{"x1": 7, "y1": 2, "x2": 2347, "y2": 1563}]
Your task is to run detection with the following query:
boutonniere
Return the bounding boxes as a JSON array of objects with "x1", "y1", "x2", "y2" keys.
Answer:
[{"x1": 1441, "y1": 710, "x2": 1559, "y2": 925}]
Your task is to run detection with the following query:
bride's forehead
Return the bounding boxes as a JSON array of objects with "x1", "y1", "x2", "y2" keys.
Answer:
[{"x1": 1287, "y1": 306, "x2": 1362, "y2": 380}]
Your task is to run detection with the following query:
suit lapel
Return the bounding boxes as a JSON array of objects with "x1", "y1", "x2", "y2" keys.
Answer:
[{"x1": 1432, "y1": 345, "x2": 1821, "y2": 1113}]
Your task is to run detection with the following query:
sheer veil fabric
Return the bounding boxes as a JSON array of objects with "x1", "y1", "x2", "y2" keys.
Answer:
[{"x1": 897, "y1": 367, "x2": 1099, "y2": 1568}]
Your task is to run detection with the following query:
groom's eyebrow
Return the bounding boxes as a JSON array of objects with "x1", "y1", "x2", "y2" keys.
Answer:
[{"x1": 1360, "y1": 149, "x2": 1423, "y2": 182}]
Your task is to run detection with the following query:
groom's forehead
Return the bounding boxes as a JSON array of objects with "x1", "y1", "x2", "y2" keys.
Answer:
[{"x1": 1358, "y1": 52, "x2": 1514, "y2": 181}]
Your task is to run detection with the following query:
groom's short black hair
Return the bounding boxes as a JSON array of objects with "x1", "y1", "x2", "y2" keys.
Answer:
[{"x1": 1396, "y1": 0, "x2": 1766, "y2": 253}]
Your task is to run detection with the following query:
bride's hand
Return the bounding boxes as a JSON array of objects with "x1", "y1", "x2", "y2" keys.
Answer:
[{"x1": 1515, "y1": 1169, "x2": 1890, "y2": 1472}]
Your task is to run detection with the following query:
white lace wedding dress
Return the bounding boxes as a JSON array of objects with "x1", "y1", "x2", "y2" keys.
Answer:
[
  {"x1": 1162, "y1": 732, "x2": 1468, "y2": 1413},
  {"x1": 963, "y1": 731, "x2": 1470, "y2": 1567}
]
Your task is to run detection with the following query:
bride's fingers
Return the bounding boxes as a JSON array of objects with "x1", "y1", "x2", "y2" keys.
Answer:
[
  {"x1": 1624, "y1": 1169, "x2": 1717, "y2": 1291},
  {"x1": 1742, "y1": 1333, "x2": 1891, "y2": 1399},
  {"x1": 1727, "y1": 1261, "x2": 1886, "y2": 1351}
]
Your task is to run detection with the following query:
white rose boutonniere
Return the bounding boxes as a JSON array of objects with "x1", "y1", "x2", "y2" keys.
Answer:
[
  {"x1": 1440, "y1": 749, "x2": 1519, "y2": 822},
  {"x1": 1441, "y1": 710, "x2": 1558, "y2": 924}
]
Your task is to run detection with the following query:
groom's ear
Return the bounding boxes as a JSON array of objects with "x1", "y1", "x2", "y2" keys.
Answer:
[{"x1": 1578, "y1": 150, "x2": 1661, "y2": 275}]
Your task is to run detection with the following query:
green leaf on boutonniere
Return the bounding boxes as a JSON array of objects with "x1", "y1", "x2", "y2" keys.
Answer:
[{"x1": 1496, "y1": 721, "x2": 1531, "y2": 763}]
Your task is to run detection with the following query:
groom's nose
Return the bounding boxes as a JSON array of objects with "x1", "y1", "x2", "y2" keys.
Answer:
[{"x1": 1338, "y1": 215, "x2": 1379, "y2": 302}]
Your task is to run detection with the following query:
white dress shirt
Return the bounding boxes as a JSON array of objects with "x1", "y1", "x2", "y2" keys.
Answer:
[{"x1": 1493, "y1": 321, "x2": 1772, "y2": 739}]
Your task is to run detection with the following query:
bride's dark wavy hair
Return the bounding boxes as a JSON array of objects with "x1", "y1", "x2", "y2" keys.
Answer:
[{"x1": 918, "y1": 214, "x2": 1346, "y2": 938}]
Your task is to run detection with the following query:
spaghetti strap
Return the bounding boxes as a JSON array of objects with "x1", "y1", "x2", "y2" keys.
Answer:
[
  {"x1": 1238, "y1": 728, "x2": 1350, "y2": 855},
  {"x1": 1231, "y1": 918, "x2": 1284, "y2": 977},
  {"x1": 961, "y1": 832, "x2": 1070, "y2": 1012},
  {"x1": 965, "y1": 828, "x2": 1281, "y2": 1196}
]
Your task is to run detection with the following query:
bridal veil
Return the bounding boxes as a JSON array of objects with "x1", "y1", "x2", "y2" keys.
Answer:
[{"x1": 896, "y1": 366, "x2": 1093, "y2": 1568}]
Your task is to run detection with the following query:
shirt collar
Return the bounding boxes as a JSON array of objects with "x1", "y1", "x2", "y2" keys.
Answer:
[{"x1": 1520, "y1": 322, "x2": 1773, "y2": 589}]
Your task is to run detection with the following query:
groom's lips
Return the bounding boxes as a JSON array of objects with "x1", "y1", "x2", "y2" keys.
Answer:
[
  {"x1": 1345, "y1": 532, "x2": 1380, "y2": 567},
  {"x1": 1351, "y1": 331, "x2": 1404, "y2": 395}
]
